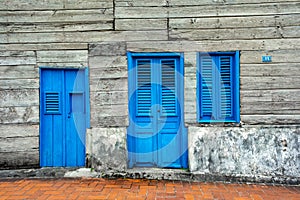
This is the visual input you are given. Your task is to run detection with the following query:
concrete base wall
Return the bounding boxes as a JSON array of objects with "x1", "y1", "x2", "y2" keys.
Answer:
[
  {"x1": 188, "y1": 126, "x2": 300, "y2": 182},
  {"x1": 90, "y1": 127, "x2": 127, "y2": 172}
]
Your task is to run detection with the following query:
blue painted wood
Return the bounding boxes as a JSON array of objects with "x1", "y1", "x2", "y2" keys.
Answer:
[
  {"x1": 40, "y1": 68, "x2": 88, "y2": 167},
  {"x1": 127, "y1": 53, "x2": 187, "y2": 168},
  {"x1": 197, "y1": 51, "x2": 240, "y2": 123}
]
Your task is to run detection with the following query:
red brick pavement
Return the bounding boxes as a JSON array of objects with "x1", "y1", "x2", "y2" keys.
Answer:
[{"x1": 0, "y1": 178, "x2": 299, "y2": 200}]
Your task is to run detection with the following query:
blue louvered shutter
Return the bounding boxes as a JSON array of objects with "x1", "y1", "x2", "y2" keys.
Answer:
[
  {"x1": 198, "y1": 52, "x2": 239, "y2": 122},
  {"x1": 200, "y1": 56, "x2": 214, "y2": 119},
  {"x1": 44, "y1": 92, "x2": 61, "y2": 114},
  {"x1": 219, "y1": 56, "x2": 233, "y2": 118},
  {"x1": 161, "y1": 59, "x2": 176, "y2": 115},
  {"x1": 136, "y1": 59, "x2": 152, "y2": 116}
]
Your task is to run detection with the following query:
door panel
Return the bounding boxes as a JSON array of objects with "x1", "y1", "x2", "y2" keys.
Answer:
[
  {"x1": 40, "y1": 68, "x2": 88, "y2": 167},
  {"x1": 128, "y1": 53, "x2": 187, "y2": 168}
]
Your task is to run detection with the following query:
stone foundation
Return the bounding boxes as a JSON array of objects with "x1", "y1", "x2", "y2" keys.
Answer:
[{"x1": 188, "y1": 126, "x2": 300, "y2": 182}]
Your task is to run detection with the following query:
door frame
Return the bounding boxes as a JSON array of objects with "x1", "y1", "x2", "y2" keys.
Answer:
[
  {"x1": 127, "y1": 52, "x2": 188, "y2": 168},
  {"x1": 39, "y1": 67, "x2": 90, "y2": 167}
]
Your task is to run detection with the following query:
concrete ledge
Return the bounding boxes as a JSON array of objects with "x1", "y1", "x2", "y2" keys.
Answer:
[{"x1": 0, "y1": 168, "x2": 299, "y2": 185}]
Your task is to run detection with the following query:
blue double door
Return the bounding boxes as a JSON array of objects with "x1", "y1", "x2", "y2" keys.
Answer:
[
  {"x1": 40, "y1": 68, "x2": 89, "y2": 167},
  {"x1": 128, "y1": 53, "x2": 187, "y2": 168}
]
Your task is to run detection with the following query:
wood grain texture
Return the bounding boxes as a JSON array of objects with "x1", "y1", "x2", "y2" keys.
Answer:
[
  {"x1": 0, "y1": 106, "x2": 39, "y2": 124},
  {"x1": 0, "y1": 79, "x2": 38, "y2": 89},
  {"x1": 37, "y1": 50, "x2": 88, "y2": 63},
  {"x1": 0, "y1": 137, "x2": 38, "y2": 152},
  {"x1": 0, "y1": 9, "x2": 113, "y2": 23},
  {"x1": 241, "y1": 115, "x2": 300, "y2": 125},
  {"x1": 0, "y1": 30, "x2": 168, "y2": 43},
  {"x1": 0, "y1": 89, "x2": 39, "y2": 107},
  {"x1": 1, "y1": 0, "x2": 113, "y2": 10},
  {"x1": 169, "y1": 0, "x2": 300, "y2": 6},
  {"x1": 0, "y1": 43, "x2": 88, "y2": 51},
  {"x1": 115, "y1": 3, "x2": 300, "y2": 18},
  {"x1": 169, "y1": 14, "x2": 300, "y2": 29},
  {"x1": 0, "y1": 22, "x2": 113, "y2": 33},
  {"x1": 115, "y1": 19, "x2": 167, "y2": 31},
  {"x1": 0, "y1": 125, "x2": 39, "y2": 138},
  {"x1": 241, "y1": 63, "x2": 300, "y2": 77},
  {"x1": 241, "y1": 50, "x2": 300, "y2": 64}
]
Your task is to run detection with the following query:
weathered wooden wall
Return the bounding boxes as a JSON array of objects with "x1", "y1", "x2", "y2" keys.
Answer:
[{"x1": 0, "y1": 0, "x2": 299, "y2": 169}]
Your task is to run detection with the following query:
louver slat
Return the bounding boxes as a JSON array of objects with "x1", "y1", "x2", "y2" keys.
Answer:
[
  {"x1": 161, "y1": 60, "x2": 176, "y2": 115},
  {"x1": 137, "y1": 60, "x2": 152, "y2": 116},
  {"x1": 45, "y1": 92, "x2": 60, "y2": 114},
  {"x1": 200, "y1": 56, "x2": 213, "y2": 118},
  {"x1": 220, "y1": 57, "x2": 232, "y2": 117}
]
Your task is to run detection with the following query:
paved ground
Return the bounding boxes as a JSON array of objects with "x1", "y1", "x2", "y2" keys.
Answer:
[{"x1": 0, "y1": 178, "x2": 299, "y2": 200}]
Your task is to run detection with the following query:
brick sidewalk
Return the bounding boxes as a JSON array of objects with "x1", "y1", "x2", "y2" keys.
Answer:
[{"x1": 0, "y1": 178, "x2": 299, "y2": 200}]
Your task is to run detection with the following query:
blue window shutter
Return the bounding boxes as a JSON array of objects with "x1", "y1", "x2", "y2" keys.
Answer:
[
  {"x1": 136, "y1": 59, "x2": 152, "y2": 116},
  {"x1": 44, "y1": 92, "x2": 61, "y2": 114},
  {"x1": 200, "y1": 56, "x2": 214, "y2": 119},
  {"x1": 161, "y1": 59, "x2": 176, "y2": 115},
  {"x1": 219, "y1": 56, "x2": 233, "y2": 118},
  {"x1": 198, "y1": 51, "x2": 239, "y2": 123}
]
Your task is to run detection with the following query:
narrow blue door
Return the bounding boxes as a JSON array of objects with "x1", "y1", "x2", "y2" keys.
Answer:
[
  {"x1": 40, "y1": 68, "x2": 89, "y2": 167},
  {"x1": 127, "y1": 53, "x2": 187, "y2": 168}
]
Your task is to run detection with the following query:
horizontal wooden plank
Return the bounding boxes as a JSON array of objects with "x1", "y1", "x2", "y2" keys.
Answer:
[
  {"x1": 241, "y1": 50, "x2": 300, "y2": 64},
  {"x1": 89, "y1": 42, "x2": 126, "y2": 56},
  {"x1": 0, "y1": 151, "x2": 39, "y2": 169},
  {"x1": 169, "y1": 27, "x2": 282, "y2": 40},
  {"x1": 2, "y1": 0, "x2": 112, "y2": 10},
  {"x1": 0, "y1": 9, "x2": 113, "y2": 23},
  {"x1": 90, "y1": 67, "x2": 127, "y2": 79},
  {"x1": 115, "y1": 19, "x2": 167, "y2": 31},
  {"x1": 282, "y1": 26, "x2": 300, "y2": 38},
  {"x1": 0, "y1": 125, "x2": 39, "y2": 138},
  {"x1": 90, "y1": 77, "x2": 128, "y2": 92},
  {"x1": 115, "y1": 0, "x2": 166, "y2": 7},
  {"x1": 0, "y1": 89, "x2": 39, "y2": 107},
  {"x1": 37, "y1": 50, "x2": 88, "y2": 63},
  {"x1": 0, "y1": 30, "x2": 168, "y2": 43},
  {"x1": 0, "y1": 106, "x2": 39, "y2": 124},
  {"x1": 89, "y1": 56, "x2": 127, "y2": 68},
  {"x1": 90, "y1": 91, "x2": 128, "y2": 107},
  {"x1": 115, "y1": 3, "x2": 300, "y2": 18},
  {"x1": 171, "y1": 3, "x2": 300, "y2": 18},
  {"x1": 170, "y1": 14, "x2": 300, "y2": 29},
  {"x1": 0, "y1": 57, "x2": 36, "y2": 66},
  {"x1": 0, "y1": 22, "x2": 113, "y2": 33},
  {"x1": 241, "y1": 76, "x2": 300, "y2": 90},
  {"x1": 0, "y1": 137, "x2": 38, "y2": 152},
  {"x1": 241, "y1": 89, "x2": 300, "y2": 102},
  {"x1": 0, "y1": 65, "x2": 37, "y2": 79},
  {"x1": 91, "y1": 115, "x2": 128, "y2": 127},
  {"x1": 0, "y1": 79, "x2": 38, "y2": 89},
  {"x1": 38, "y1": 63, "x2": 88, "y2": 68},
  {"x1": 128, "y1": 38, "x2": 300, "y2": 52},
  {"x1": 89, "y1": 56, "x2": 127, "y2": 79},
  {"x1": 92, "y1": 91, "x2": 128, "y2": 106},
  {"x1": 241, "y1": 115, "x2": 300, "y2": 125},
  {"x1": 242, "y1": 101, "x2": 300, "y2": 114},
  {"x1": 169, "y1": 0, "x2": 300, "y2": 6},
  {"x1": 241, "y1": 63, "x2": 300, "y2": 77},
  {"x1": 0, "y1": 51, "x2": 35, "y2": 57},
  {"x1": 115, "y1": 7, "x2": 167, "y2": 18},
  {"x1": 92, "y1": 105, "x2": 128, "y2": 117},
  {"x1": 0, "y1": 43, "x2": 88, "y2": 51}
]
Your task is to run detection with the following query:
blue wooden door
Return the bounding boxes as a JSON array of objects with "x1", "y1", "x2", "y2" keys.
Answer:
[
  {"x1": 127, "y1": 53, "x2": 187, "y2": 168},
  {"x1": 40, "y1": 68, "x2": 89, "y2": 167}
]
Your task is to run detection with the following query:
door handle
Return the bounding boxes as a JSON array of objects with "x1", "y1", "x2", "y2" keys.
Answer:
[{"x1": 157, "y1": 110, "x2": 160, "y2": 113}]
